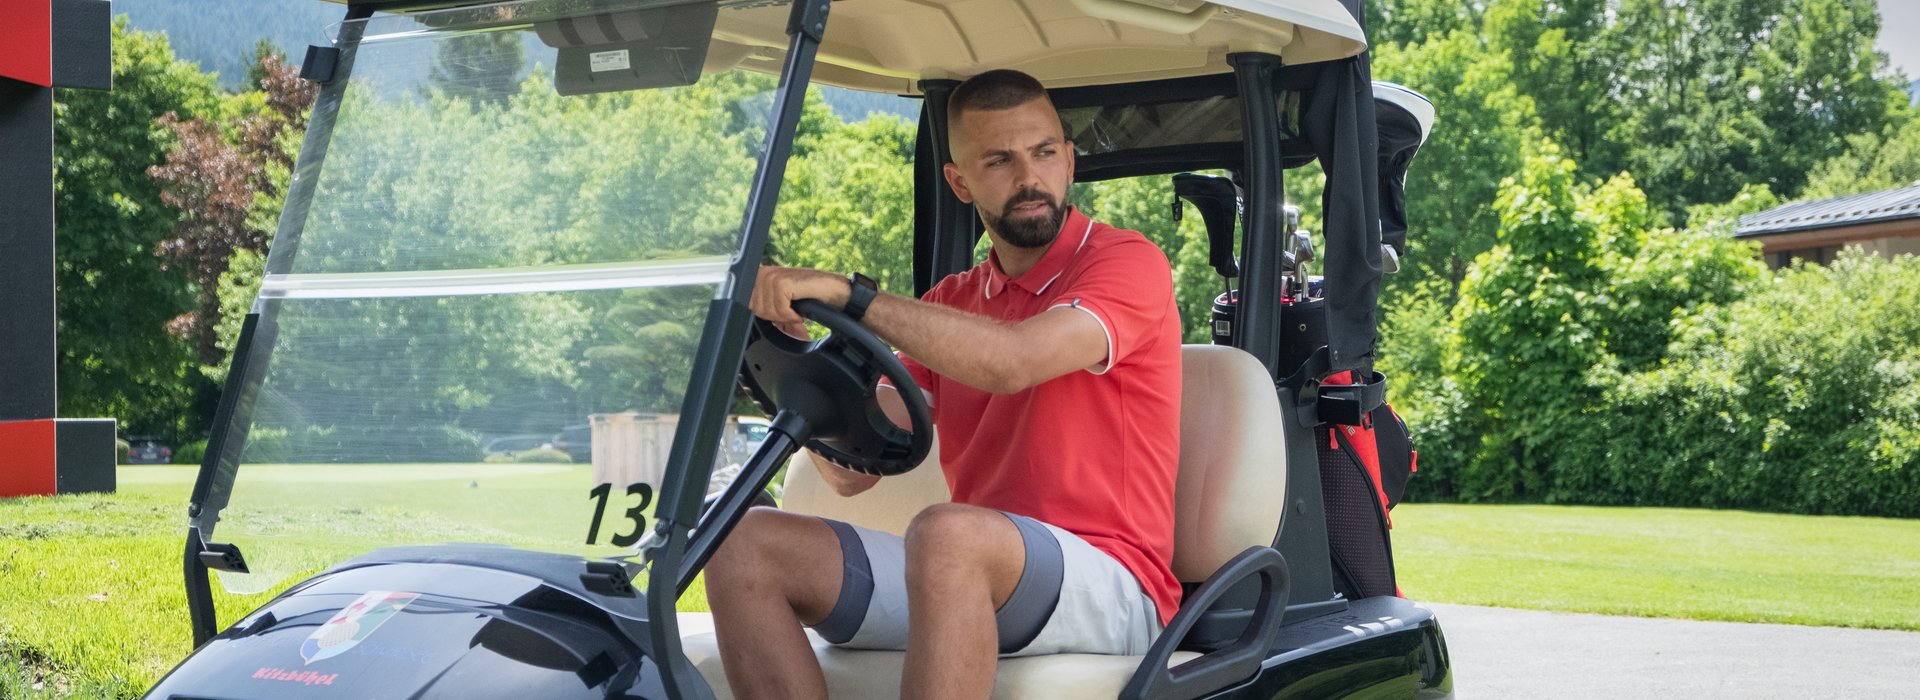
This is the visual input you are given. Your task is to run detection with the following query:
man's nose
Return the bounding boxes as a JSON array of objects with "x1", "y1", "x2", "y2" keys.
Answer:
[{"x1": 1012, "y1": 156, "x2": 1044, "y2": 190}]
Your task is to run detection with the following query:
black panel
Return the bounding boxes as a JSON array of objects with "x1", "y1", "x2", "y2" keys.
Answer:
[
  {"x1": 55, "y1": 418, "x2": 116, "y2": 494},
  {"x1": 50, "y1": 0, "x2": 112, "y2": 91},
  {"x1": 0, "y1": 83, "x2": 56, "y2": 423}
]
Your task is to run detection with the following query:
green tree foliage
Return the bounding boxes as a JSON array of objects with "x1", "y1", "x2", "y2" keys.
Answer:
[
  {"x1": 1587, "y1": 175, "x2": 1769, "y2": 373},
  {"x1": 1371, "y1": 0, "x2": 1907, "y2": 230},
  {"x1": 1558, "y1": 252, "x2": 1920, "y2": 517},
  {"x1": 427, "y1": 31, "x2": 527, "y2": 107},
  {"x1": 150, "y1": 50, "x2": 316, "y2": 364},
  {"x1": 1365, "y1": 0, "x2": 1482, "y2": 48},
  {"x1": 1444, "y1": 144, "x2": 1608, "y2": 500},
  {"x1": 1597, "y1": 0, "x2": 1901, "y2": 219},
  {"x1": 771, "y1": 112, "x2": 919, "y2": 294},
  {"x1": 1802, "y1": 111, "x2": 1920, "y2": 199},
  {"x1": 1373, "y1": 32, "x2": 1542, "y2": 292},
  {"x1": 54, "y1": 20, "x2": 220, "y2": 439}
]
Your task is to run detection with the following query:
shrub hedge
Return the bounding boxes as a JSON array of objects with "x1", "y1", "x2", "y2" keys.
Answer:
[{"x1": 1388, "y1": 148, "x2": 1918, "y2": 517}]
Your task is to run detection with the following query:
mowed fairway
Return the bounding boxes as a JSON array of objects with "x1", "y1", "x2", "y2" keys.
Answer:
[
  {"x1": 1, "y1": 464, "x2": 708, "y2": 698},
  {"x1": 5, "y1": 473, "x2": 1920, "y2": 698},
  {"x1": 1392, "y1": 503, "x2": 1920, "y2": 630}
]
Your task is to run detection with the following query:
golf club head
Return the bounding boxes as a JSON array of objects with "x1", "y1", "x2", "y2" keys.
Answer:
[{"x1": 1373, "y1": 81, "x2": 1435, "y2": 260}]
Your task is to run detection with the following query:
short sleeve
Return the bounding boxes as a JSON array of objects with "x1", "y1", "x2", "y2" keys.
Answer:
[{"x1": 1050, "y1": 237, "x2": 1175, "y2": 374}]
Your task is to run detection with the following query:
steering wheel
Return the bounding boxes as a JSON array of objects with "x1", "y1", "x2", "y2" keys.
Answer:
[{"x1": 738, "y1": 299, "x2": 934, "y2": 476}]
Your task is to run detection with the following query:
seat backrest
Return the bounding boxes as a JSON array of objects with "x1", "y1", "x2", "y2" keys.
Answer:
[
  {"x1": 782, "y1": 345, "x2": 1287, "y2": 582},
  {"x1": 1169, "y1": 344, "x2": 1287, "y2": 581}
]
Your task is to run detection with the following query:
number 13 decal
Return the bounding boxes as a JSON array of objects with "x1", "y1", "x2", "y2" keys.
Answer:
[{"x1": 586, "y1": 483, "x2": 653, "y2": 547}]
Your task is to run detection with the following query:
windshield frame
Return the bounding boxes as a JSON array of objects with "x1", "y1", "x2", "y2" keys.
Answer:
[{"x1": 180, "y1": 0, "x2": 834, "y2": 671}]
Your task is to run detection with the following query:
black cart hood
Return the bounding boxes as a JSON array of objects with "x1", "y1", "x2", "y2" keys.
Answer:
[{"x1": 146, "y1": 549, "x2": 687, "y2": 699}]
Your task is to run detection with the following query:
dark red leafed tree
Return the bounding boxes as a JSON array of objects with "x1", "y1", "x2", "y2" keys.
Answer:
[{"x1": 149, "y1": 51, "x2": 315, "y2": 362}]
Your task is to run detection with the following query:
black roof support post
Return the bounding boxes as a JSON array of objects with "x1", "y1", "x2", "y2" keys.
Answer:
[
  {"x1": 912, "y1": 79, "x2": 980, "y2": 296},
  {"x1": 0, "y1": 0, "x2": 111, "y2": 499}
]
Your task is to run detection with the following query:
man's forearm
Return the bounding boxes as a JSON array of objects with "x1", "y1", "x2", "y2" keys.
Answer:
[
  {"x1": 748, "y1": 265, "x2": 1105, "y2": 395},
  {"x1": 862, "y1": 292, "x2": 1032, "y2": 394}
]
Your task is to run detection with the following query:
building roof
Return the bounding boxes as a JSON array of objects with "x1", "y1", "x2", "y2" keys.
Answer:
[{"x1": 1735, "y1": 182, "x2": 1920, "y2": 238}]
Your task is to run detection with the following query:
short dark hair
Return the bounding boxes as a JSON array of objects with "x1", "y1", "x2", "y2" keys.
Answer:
[{"x1": 946, "y1": 69, "x2": 1051, "y2": 130}]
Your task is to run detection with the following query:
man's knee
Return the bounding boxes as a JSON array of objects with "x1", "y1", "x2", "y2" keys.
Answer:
[
  {"x1": 707, "y1": 507, "x2": 843, "y2": 620},
  {"x1": 708, "y1": 507, "x2": 795, "y2": 584},
  {"x1": 905, "y1": 504, "x2": 1019, "y2": 574}
]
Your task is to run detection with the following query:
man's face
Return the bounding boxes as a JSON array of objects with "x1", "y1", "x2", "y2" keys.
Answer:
[{"x1": 943, "y1": 97, "x2": 1076, "y2": 249}]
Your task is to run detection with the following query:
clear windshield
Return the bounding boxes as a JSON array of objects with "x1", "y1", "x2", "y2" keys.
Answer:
[{"x1": 206, "y1": 0, "x2": 779, "y2": 595}]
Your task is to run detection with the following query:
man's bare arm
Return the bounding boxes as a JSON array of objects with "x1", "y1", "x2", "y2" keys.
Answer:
[{"x1": 750, "y1": 266, "x2": 1107, "y2": 394}]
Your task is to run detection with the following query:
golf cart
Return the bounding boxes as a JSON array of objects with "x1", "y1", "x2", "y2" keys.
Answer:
[{"x1": 147, "y1": 0, "x2": 1449, "y2": 696}]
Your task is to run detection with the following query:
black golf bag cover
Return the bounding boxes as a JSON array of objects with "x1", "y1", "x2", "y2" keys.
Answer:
[{"x1": 1318, "y1": 370, "x2": 1415, "y2": 601}]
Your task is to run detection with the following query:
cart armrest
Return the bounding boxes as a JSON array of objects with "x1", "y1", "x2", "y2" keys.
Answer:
[{"x1": 1120, "y1": 546, "x2": 1290, "y2": 700}]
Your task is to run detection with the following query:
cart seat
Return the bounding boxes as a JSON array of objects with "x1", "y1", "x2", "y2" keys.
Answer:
[{"x1": 679, "y1": 344, "x2": 1287, "y2": 698}]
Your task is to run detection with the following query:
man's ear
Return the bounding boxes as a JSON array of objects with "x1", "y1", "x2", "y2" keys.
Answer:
[{"x1": 943, "y1": 162, "x2": 974, "y2": 204}]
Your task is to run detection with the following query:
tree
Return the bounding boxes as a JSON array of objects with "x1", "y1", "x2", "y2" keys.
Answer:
[
  {"x1": 1364, "y1": 0, "x2": 1484, "y2": 49},
  {"x1": 1445, "y1": 143, "x2": 1607, "y2": 500},
  {"x1": 149, "y1": 49, "x2": 317, "y2": 365},
  {"x1": 1372, "y1": 32, "x2": 1542, "y2": 295},
  {"x1": 1484, "y1": 0, "x2": 1618, "y2": 181},
  {"x1": 1801, "y1": 111, "x2": 1920, "y2": 199},
  {"x1": 1601, "y1": 0, "x2": 1905, "y2": 220},
  {"x1": 770, "y1": 112, "x2": 919, "y2": 294},
  {"x1": 427, "y1": 31, "x2": 527, "y2": 107},
  {"x1": 54, "y1": 20, "x2": 221, "y2": 439}
]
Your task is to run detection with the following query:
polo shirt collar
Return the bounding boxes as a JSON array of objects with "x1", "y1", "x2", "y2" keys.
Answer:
[{"x1": 984, "y1": 206, "x2": 1095, "y2": 299}]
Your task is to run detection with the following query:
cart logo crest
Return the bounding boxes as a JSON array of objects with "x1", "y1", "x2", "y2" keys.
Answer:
[{"x1": 301, "y1": 591, "x2": 420, "y2": 665}]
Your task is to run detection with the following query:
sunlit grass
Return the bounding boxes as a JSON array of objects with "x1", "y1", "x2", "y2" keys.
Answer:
[
  {"x1": 0, "y1": 466, "x2": 708, "y2": 698},
  {"x1": 1393, "y1": 503, "x2": 1920, "y2": 630}
]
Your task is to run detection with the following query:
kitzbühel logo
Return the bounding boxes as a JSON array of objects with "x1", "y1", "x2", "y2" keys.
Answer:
[{"x1": 300, "y1": 590, "x2": 420, "y2": 665}]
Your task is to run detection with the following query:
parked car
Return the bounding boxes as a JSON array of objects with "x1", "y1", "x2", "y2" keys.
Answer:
[
  {"x1": 481, "y1": 433, "x2": 552, "y2": 460},
  {"x1": 126, "y1": 437, "x2": 172, "y2": 465},
  {"x1": 548, "y1": 424, "x2": 593, "y2": 463}
]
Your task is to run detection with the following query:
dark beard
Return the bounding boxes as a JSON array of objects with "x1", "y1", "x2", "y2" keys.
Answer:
[{"x1": 983, "y1": 187, "x2": 1067, "y2": 249}]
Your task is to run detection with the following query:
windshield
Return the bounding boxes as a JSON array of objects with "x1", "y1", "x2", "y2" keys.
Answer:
[{"x1": 200, "y1": 0, "x2": 779, "y2": 596}]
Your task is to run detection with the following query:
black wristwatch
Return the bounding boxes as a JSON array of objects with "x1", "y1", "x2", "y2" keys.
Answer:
[{"x1": 844, "y1": 272, "x2": 878, "y2": 322}]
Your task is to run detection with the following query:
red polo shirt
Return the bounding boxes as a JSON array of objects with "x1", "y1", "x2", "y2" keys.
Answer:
[{"x1": 901, "y1": 206, "x2": 1183, "y2": 625}]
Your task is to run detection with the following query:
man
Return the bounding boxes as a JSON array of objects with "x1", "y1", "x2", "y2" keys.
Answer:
[{"x1": 709, "y1": 69, "x2": 1182, "y2": 700}]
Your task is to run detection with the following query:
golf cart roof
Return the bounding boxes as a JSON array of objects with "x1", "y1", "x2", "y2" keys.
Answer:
[{"x1": 326, "y1": 0, "x2": 1367, "y2": 93}]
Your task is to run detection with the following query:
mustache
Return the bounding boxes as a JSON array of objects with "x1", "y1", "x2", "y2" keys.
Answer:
[{"x1": 1002, "y1": 188, "x2": 1056, "y2": 216}]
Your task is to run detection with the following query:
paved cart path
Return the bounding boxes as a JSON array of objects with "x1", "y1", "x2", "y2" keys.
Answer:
[{"x1": 1428, "y1": 603, "x2": 1920, "y2": 699}]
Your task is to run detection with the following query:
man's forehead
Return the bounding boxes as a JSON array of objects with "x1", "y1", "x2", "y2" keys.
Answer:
[{"x1": 952, "y1": 101, "x2": 1067, "y2": 154}]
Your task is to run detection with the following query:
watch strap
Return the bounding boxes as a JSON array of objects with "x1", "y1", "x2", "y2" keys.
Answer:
[{"x1": 844, "y1": 272, "x2": 878, "y2": 322}]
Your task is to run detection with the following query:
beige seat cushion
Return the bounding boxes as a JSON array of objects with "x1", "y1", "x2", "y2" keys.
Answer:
[
  {"x1": 780, "y1": 437, "x2": 950, "y2": 536},
  {"x1": 678, "y1": 613, "x2": 1199, "y2": 700}
]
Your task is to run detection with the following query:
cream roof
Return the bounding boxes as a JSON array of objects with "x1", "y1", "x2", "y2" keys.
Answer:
[
  {"x1": 336, "y1": 0, "x2": 1367, "y2": 94},
  {"x1": 709, "y1": 0, "x2": 1366, "y2": 93}
]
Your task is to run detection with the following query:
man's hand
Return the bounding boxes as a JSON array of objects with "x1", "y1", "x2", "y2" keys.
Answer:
[
  {"x1": 805, "y1": 448, "x2": 882, "y2": 496},
  {"x1": 751, "y1": 265, "x2": 851, "y2": 335}
]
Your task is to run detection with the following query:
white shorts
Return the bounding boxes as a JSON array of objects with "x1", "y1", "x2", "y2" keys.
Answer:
[{"x1": 808, "y1": 512, "x2": 1162, "y2": 657}]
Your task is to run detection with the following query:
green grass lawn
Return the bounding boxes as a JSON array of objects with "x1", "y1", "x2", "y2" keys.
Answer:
[
  {"x1": 1, "y1": 464, "x2": 707, "y2": 698},
  {"x1": 1391, "y1": 503, "x2": 1920, "y2": 630},
  {"x1": 3, "y1": 470, "x2": 1917, "y2": 698}
]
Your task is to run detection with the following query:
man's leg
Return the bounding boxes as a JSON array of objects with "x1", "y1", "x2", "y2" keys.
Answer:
[
  {"x1": 901, "y1": 503, "x2": 1028, "y2": 700},
  {"x1": 706, "y1": 507, "x2": 845, "y2": 700}
]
